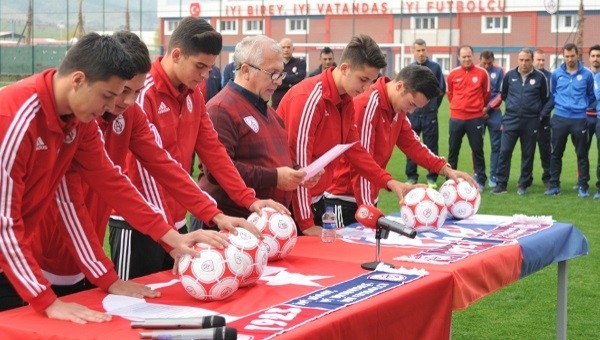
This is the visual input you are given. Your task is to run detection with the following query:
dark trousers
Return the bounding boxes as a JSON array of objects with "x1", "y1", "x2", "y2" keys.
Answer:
[
  {"x1": 485, "y1": 109, "x2": 502, "y2": 179},
  {"x1": 448, "y1": 117, "x2": 487, "y2": 185},
  {"x1": 109, "y1": 218, "x2": 188, "y2": 280},
  {"x1": 586, "y1": 115, "x2": 597, "y2": 151},
  {"x1": 323, "y1": 197, "x2": 361, "y2": 228},
  {"x1": 0, "y1": 272, "x2": 93, "y2": 312},
  {"x1": 495, "y1": 117, "x2": 539, "y2": 188},
  {"x1": 405, "y1": 112, "x2": 439, "y2": 182},
  {"x1": 549, "y1": 116, "x2": 589, "y2": 189},
  {"x1": 537, "y1": 116, "x2": 552, "y2": 185}
]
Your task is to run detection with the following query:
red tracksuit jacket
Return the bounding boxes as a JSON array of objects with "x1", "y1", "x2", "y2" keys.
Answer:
[
  {"x1": 447, "y1": 64, "x2": 491, "y2": 119},
  {"x1": 123, "y1": 57, "x2": 257, "y2": 226},
  {"x1": 0, "y1": 69, "x2": 172, "y2": 312},
  {"x1": 327, "y1": 77, "x2": 447, "y2": 205},
  {"x1": 35, "y1": 106, "x2": 224, "y2": 290},
  {"x1": 277, "y1": 68, "x2": 392, "y2": 230}
]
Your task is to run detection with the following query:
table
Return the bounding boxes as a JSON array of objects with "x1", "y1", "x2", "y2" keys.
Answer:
[{"x1": 0, "y1": 219, "x2": 588, "y2": 339}]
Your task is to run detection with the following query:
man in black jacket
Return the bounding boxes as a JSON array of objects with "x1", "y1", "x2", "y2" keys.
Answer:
[
  {"x1": 271, "y1": 38, "x2": 306, "y2": 109},
  {"x1": 492, "y1": 48, "x2": 549, "y2": 195}
]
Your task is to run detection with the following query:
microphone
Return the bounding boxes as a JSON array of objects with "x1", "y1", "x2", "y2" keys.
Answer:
[
  {"x1": 132, "y1": 316, "x2": 226, "y2": 329},
  {"x1": 355, "y1": 205, "x2": 417, "y2": 239},
  {"x1": 138, "y1": 326, "x2": 237, "y2": 340}
]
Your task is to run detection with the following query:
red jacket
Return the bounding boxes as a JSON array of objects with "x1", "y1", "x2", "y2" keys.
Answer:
[
  {"x1": 277, "y1": 68, "x2": 392, "y2": 230},
  {"x1": 35, "y1": 106, "x2": 224, "y2": 290},
  {"x1": 0, "y1": 70, "x2": 172, "y2": 312},
  {"x1": 327, "y1": 77, "x2": 447, "y2": 205},
  {"x1": 124, "y1": 58, "x2": 257, "y2": 225},
  {"x1": 447, "y1": 64, "x2": 491, "y2": 119}
]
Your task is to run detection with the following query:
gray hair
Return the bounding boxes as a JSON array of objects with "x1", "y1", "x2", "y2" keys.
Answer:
[{"x1": 233, "y1": 35, "x2": 282, "y2": 72}]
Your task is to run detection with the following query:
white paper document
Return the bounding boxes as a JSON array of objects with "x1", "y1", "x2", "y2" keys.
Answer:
[{"x1": 302, "y1": 142, "x2": 357, "y2": 179}]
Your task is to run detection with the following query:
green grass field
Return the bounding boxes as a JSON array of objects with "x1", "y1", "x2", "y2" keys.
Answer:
[{"x1": 379, "y1": 99, "x2": 598, "y2": 339}]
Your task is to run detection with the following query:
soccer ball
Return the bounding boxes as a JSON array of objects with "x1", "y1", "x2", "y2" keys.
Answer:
[
  {"x1": 178, "y1": 243, "x2": 240, "y2": 301},
  {"x1": 439, "y1": 179, "x2": 481, "y2": 219},
  {"x1": 400, "y1": 187, "x2": 448, "y2": 232},
  {"x1": 227, "y1": 228, "x2": 269, "y2": 287},
  {"x1": 247, "y1": 207, "x2": 297, "y2": 261}
]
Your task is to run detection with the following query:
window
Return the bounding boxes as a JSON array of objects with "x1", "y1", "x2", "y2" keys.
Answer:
[
  {"x1": 550, "y1": 54, "x2": 565, "y2": 71},
  {"x1": 164, "y1": 19, "x2": 181, "y2": 35},
  {"x1": 411, "y1": 17, "x2": 437, "y2": 30},
  {"x1": 481, "y1": 16, "x2": 511, "y2": 33},
  {"x1": 551, "y1": 14, "x2": 578, "y2": 33},
  {"x1": 432, "y1": 54, "x2": 452, "y2": 76},
  {"x1": 286, "y1": 18, "x2": 309, "y2": 34},
  {"x1": 494, "y1": 54, "x2": 510, "y2": 70},
  {"x1": 217, "y1": 19, "x2": 238, "y2": 35},
  {"x1": 243, "y1": 19, "x2": 264, "y2": 35}
]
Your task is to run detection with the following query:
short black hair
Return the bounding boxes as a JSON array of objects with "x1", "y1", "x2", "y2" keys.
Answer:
[
  {"x1": 480, "y1": 50, "x2": 495, "y2": 59},
  {"x1": 320, "y1": 47, "x2": 334, "y2": 56},
  {"x1": 113, "y1": 31, "x2": 151, "y2": 74},
  {"x1": 519, "y1": 47, "x2": 534, "y2": 59},
  {"x1": 168, "y1": 17, "x2": 222, "y2": 56},
  {"x1": 563, "y1": 42, "x2": 578, "y2": 54},
  {"x1": 58, "y1": 32, "x2": 135, "y2": 82},
  {"x1": 394, "y1": 64, "x2": 441, "y2": 100},
  {"x1": 339, "y1": 34, "x2": 386, "y2": 70},
  {"x1": 589, "y1": 44, "x2": 600, "y2": 54}
]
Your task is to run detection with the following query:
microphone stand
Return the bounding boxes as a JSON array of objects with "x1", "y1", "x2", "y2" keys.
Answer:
[{"x1": 361, "y1": 226, "x2": 395, "y2": 271}]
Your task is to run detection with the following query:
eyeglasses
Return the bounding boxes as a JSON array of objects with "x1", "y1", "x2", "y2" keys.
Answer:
[{"x1": 246, "y1": 63, "x2": 287, "y2": 81}]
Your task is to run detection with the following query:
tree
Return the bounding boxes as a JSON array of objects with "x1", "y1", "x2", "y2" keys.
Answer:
[{"x1": 575, "y1": 0, "x2": 584, "y2": 60}]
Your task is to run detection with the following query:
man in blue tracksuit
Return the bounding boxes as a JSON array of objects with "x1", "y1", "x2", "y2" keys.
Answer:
[
  {"x1": 492, "y1": 48, "x2": 549, "y2": 195},
  {"x1": 545, "y1": 43, "x2": 595, "y2": 197},
  {"x1": 480, "y1": 50, "x2": 504, "y2": 188},
  {"x1": 534, "y1": 49, "x2": 553, "y2": 187},
  {"x1": 405, "y1": 39, "x2": 446, "y2": 188}
]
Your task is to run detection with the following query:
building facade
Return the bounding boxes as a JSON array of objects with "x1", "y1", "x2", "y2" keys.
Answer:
[{"x1": 157, "y1": 0, "x2": 600, "y2": 76}]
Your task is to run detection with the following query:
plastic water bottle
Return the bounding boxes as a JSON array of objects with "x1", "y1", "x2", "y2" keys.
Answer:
[{"x1": 321, "y1": 206, "x2": 337, "y2": 243}]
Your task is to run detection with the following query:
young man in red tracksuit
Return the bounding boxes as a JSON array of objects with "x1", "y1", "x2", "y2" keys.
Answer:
[
  {"x1": 32, "y1": 31, "x2": 245, "y2": 299},
  {"x1": 0, "y1": 33, "x2": 209, "y2": 323},
  {"x1": 447, "y1": 45, "x2": 491, "y2": 191},
  {"x1": 325, "y1": 65, "x2": 477, "y2": 226},
  {"x1": 109, "y1": 17, "x2": 287, "y2": 279},
  {"x1": 277, "y1": 34, "x2": 417, "y2": 237}
]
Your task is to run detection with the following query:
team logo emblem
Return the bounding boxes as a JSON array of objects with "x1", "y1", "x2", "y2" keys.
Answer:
[
  {"x1": 529, "y1": 79, "x2": 536, "y2": 85},
  {"x1": 576, "y1": 74, "x2": 582, "y2": 81},
  {"x1": 292, "y1": 66, "x2": 297, "y2": 73},
  {"x1": 65, "y1": 128, "x2": 77, "y2": 144},
  {"x1": 368, "y1": 273, "x2": 407, "y2": 282},
  {"x1": 244, "y1": 116, "x2": 260, "y2": 133},
  {"x1": 112, "y1": 114, "x2": 125, "y2": 135},
  {"x1": 186, "y1": 95, "x2": 193, "y2": 112},
  {"x1": 491, "y1": 73, "x2": 497, "y2": 79},
  {"x1": 472, "y1": 76, "x2": 478, "y2": 83}
]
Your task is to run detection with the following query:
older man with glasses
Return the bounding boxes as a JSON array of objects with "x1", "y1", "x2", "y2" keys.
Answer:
[{"x1": 193, "y1": 35, "x2": 319, "y2": 229}]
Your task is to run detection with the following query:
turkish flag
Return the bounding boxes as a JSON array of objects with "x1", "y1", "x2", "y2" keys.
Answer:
[{"x1": 190, "y1": 2, "x2": 201, "y2": 17}]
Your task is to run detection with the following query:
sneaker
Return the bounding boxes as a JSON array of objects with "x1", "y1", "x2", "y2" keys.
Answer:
[
  {"x1": 594, "y1": 191, "x2": 600, "y2": 199},
  {"x1": 488, "y1": 177, "x2": 497, "y2": 188},
  {"x1": 406, "y1": 178, "x2": 417, "y2": 185},
  {"x1": 517, "y1": 186, "x2": 527, "y2": 196},
  {"x1": 427, "y1": 179, "x2": 438, "y2": 189},
  {"x1": 477, "y1": 182, "x2": 485, "y2": 193},
  {"x1": 491, "y1": 185, "x2": 507, "y2": 195},
  {"x1": 544, "y1": 186, "x2": 560, "y2": 196},
  {"x1": 578, "y1": 187, "x2": 589, "y2": 198}
]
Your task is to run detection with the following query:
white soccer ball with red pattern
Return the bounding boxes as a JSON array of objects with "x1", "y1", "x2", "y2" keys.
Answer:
[
  {"x1": 227, "y1": 228, "x2": 269, "y2": 287},
  {"x1": 439, "y1": 179, "x2": 481, "y2": 219},
  {"x1": 178, "y1": 242, "x2": 240, "y2": 301},
  {"x1": 247, "y1": 207, "x2": 297, "y2": 261},
  {"x1": 400, "y1": 187, "x2": 448, "y2": 232}
]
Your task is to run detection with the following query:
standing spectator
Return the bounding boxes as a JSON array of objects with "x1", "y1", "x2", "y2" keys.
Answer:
[
  {"x1": 277, "y1": 34, "x2": 417, "y2": 236},
  {"x1": 534, "y1": 49, "x2": 553, "y2": 187},
  {"x1": 326, "y1": 65, "x2": 476, "y2": 226},
  {"x1": 447, "y1": 45, "x2": 491, "y2": 192},
  {"x1": 309, "y1": 47, "x2": 335, "y2": 77},
  {"x1": 594, "y1": 70, "x2": 600, "y2": 198},
  {"x1": 586, "y1": 45, "x2": 600, "y2": 151},
  {"x1": 222, "y1": 61, "x2": 235, "y2": 87},
  {"x1": 544, "y1": 43, "x2": 595, "y2": 197},
  {"x1": 405, "y1": 38, "x2": 446, "y2": 188},
  {"x1": 271, "y1": 38, "x2": 306, "y2": 109},
  {"x1": 108, "y1": 17, "x2": 287, "y2": 280},
  {"x1": 479, "y1": 50, "x2": 504, "y2": 188},
  {"x1": 492, "y1": 48, "x2": 549, "y2": 195},
  {"x1": 193, "y1": 35, "x2": 317, "y2": 230}
]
